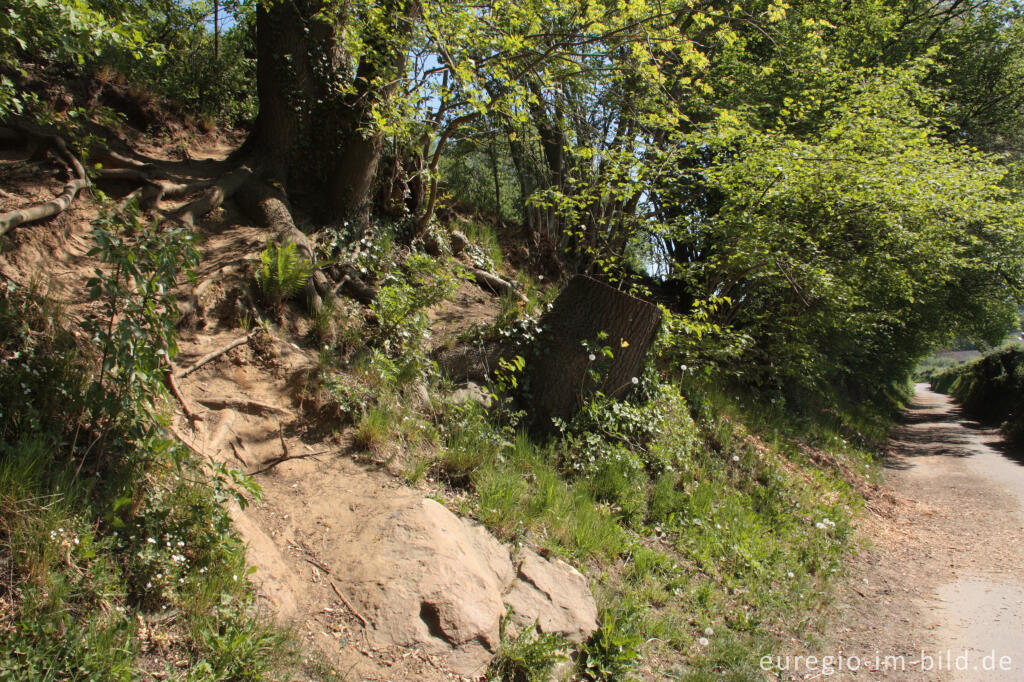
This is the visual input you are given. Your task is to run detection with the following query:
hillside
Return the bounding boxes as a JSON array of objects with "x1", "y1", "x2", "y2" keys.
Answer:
[
  {"x1": 0, "y1": 120, "x2": 892, "y2": 680},
  {"x1": 4, "y1": 0, "x2": 1024, "y2": 678}
]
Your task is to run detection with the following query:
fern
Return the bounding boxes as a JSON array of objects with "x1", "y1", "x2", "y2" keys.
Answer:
[{"x1": 255, "y1": 240, "x2": 327, "y2": 312}]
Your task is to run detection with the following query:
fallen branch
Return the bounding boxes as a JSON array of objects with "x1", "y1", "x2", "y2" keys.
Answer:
[
  {"x1": 228, "y1": 440, "x2": 248, "y2": 467},
  {"x1": 176, "y1": 331, "x2": 256, "y2": 378}
]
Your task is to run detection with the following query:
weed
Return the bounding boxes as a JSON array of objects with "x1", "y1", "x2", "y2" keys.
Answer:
[
  {"x1": 487, "y1": 608, "x2": 569, "y2": 682},
  {"x1": 577, "y1": 608, "x2": 644, "y2": 680}
]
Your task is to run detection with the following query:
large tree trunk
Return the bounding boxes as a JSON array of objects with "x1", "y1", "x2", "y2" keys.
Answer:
[
  {"x1": 248, "y1": 0, "x2": 416, "y2": 225},
  {"x1": 525, "y1": 275, "x2": 662, "y2": 431}
]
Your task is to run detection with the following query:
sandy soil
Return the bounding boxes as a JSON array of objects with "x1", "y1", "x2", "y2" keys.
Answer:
[{"x1": 791, "y1": 385, "x2": 1024, "y2": 681}]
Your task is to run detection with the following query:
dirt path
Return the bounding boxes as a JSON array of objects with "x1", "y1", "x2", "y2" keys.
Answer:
[{"x1": 793, "y1": 384, "x2": 1024, "y2": 680}]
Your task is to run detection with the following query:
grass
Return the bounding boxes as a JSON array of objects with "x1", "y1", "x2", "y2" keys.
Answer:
[
  {"x1": 417, "y1": 373, "x2": 878, "y2": 679},
  {"x1": 0, "y1": 278, "x2": 301, "y2": 678}
]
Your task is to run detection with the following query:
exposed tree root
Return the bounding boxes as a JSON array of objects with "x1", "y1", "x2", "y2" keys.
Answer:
[
  {"x1": 207, "y1": 410, "x2": 237, "y2": 455},
  {"x1": 176, "y1": 330, "x2": 257, "y2": 378},
  {"x1": 195, "y1": 396, "x2": 290, "y2": 416},
  {"x1": 469, "y1": 267, "x2": 526, "y2": 302},
  {"x1": 95, "y1": 167, "x2": 214, "y2": 211},
  {"x1": 235, "y1": 177, "x2": 377, "y2": 311},
  {"x1": 0, "y1": 131, "x2": 89, "y2": 238},
  {"x1": 171, "y1": 164, "x2": 254, "y2": 230},
  {"x1": 163, "y1": 362, "x2": 201, "y2": 421},
  {"x1": 90, "y1": 147, "x2": 155, "y2": 172},
  {"x1": 235, "y1": 178, "x2": 331, "y2": 312},
  {"x1": 176, "y1": 263, "x2": 251, "y2": 329}
]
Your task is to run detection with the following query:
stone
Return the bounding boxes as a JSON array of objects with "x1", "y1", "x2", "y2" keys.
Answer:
[
  {"x1": 450, "y1": 230, "x2": 468, "y2": 254},
  {"x1": 451, "y1": 381, "x2": 493, "y2": 408},
  {"x1": 504, "y1": 548, "x2": 599, "y2": 643}
]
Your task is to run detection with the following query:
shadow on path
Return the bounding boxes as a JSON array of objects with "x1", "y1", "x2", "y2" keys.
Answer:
[{"x1": 883, "y1": 389, "x2": 1024, "y2": 470}]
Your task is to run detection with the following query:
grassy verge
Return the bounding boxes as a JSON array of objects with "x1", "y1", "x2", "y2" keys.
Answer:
[{"x1": 319, "y1": 301, "x2": 883, "y2": 679}]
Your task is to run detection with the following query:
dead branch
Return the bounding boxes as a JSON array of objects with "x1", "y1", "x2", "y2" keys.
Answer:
[{"x1": 176, "y1": 331, "x2": 256, "y2": 378}]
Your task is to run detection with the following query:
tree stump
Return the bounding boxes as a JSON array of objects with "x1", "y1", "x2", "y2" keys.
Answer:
[{"x1": 525, "y1": 275, "x2": 662, "y2": 431}]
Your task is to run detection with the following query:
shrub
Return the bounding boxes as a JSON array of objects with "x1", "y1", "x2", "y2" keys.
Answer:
[{"x1": 0, "y1": 208, "x2": 288, "y2": 679}]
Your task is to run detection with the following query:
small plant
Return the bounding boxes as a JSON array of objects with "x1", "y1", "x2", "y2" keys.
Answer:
[
  {"x1": 254, "y1": 240, "x2": 332, "y2": 315},
  {"x1": 487, "y1": 608, "x2": 569, "y2": 682},
  {"x1": 577, "y1": 610, "x2": 643, "y2": 681}
]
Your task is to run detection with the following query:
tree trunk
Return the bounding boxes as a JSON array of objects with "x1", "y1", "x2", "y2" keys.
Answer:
[
  {"x1": 525, "y1": 275, "x2": 662, "y2": 431},
  {"x1": 248, "y1": 0, "x2": 416, "y2": 225}
]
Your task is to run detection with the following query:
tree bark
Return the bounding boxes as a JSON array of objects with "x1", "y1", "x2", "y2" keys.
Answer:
[
  {"x1": 525, "y1": 275, "x2": 662, "y2": 430},
  {"x1": 248, "y1": 0, "x2": 417, "y2": 225}
]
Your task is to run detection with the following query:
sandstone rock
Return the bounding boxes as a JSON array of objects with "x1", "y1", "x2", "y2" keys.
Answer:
[
  {"x1": 452, "y1": 380, "x2": 493, "y2": 408},
  {"x1": 339, "y1": 498, "x2": 515, "y2": 675},
  {"x1": 504, "y1": 548, "x2": 599, "y2": 643},
  {"x1": 294, "y1": 494, "x2": 599, "y2": 677},
  {"x1": 228, "y1": 505, "x2": 300, "y2": 621}
]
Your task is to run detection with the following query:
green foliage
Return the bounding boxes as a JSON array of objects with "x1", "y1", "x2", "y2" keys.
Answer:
[
  {"x1": 255, "y1": 239, "x2": 330, "y2": 314},
  {"x1": 931, "y1": 343, "x2": 1024, "y2": 442},
  {"x1": 577, "y1": 609, "x2": 644, "y2": 681},
  {"x1": 0, "y1": 0, "x2": 150, "y2": 117},
  {"x1": 913, "y1": 355, "x2": 962, "y2": 383},
  {"x1": 84, "y1": 203, "x2": 199, "y2": 447},
  {"x1": 0, "y1": 215, "x2": 290, "y2": 678},
  {"x1": 487, "y1": 608, "x2": 569, "y2": 682}
]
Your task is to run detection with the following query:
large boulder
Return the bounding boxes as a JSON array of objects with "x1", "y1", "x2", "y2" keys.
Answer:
[
  {"x1": 505, "y1": 548, "x2": 599, "y2": 643},
  {"x1": 335, "y1": 497, "x2": 599, "y2": 676}
]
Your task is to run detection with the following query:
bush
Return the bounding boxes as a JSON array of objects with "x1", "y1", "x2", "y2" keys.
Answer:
[
  {"x1": 0, "y1": 209, "x2": 289, "y2": 678},
  {"x1": 931, "y1": 344, "x2": 1024, "y2": 441}
]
